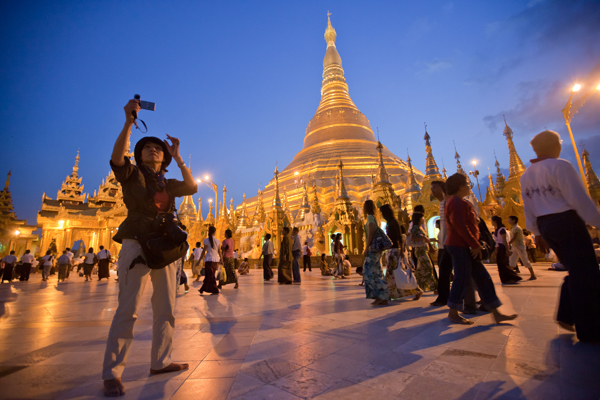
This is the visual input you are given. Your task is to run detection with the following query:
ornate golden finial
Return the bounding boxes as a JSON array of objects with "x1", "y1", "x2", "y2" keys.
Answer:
[
  {"x1": 273, "y1": 165, "x2": 282, "y2": 209},
  {"x1": 501, "y1": 116, "x2": 526, "y2": 179},
  {"x1": 442, "y1": 159, "x2": 448, "y2": 180},
  {"x1": 453, "y1": 142, "x2": 467, "y2": 176},
  {"x1": 374, "y1": 140, "x2": 390, "y2": 184},
  {"x1": 336, "y1": 158, "x2": 349, "y2": 199},
  {"x1": 4, "y1": 171, "x2": 11, "y2": 190},
  {"x1": 325, "y1": 11, "x2": 337, "y2": 47},
  {"x1": 423, "y1": 124, "x2": 441, "y2": 179}
]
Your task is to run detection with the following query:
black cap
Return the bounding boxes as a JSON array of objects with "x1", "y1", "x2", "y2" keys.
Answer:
[{"x1": 134, "y1": 137, "x2": 172, "y2": 170}]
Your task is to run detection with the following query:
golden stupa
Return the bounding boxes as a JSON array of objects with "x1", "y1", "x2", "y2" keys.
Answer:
[{"x1": 235, "y1": 16, "x2": 422, "y2": 251}]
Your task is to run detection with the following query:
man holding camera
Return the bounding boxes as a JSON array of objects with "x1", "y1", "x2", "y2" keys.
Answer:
[{"x1": 102, "y1": 99, "x2": 198, "y2": 397}]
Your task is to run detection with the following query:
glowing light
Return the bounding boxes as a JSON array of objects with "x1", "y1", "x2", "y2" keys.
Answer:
[
  {"x1": 204, "y1": 175, "x2": 210, "y2": 180},
  {"x1": 208, "y1": 199, "x2": 213, "y2": 203},
  {"x1": 196, "y1": 178, "x2": 202, "y2": 182},
  {"x1": 294, "y1": 171, "x2": 299, "y2": 176},
  {"x1": 572, "y1": 84, "x2": 581, "y2": 92},
  {"x1": 597, "y1": 83, "x2": 600, "y2": 90},
  {"x1": 472, "y1": 160, "x2": 477, "y2": 166},
  {"x1": 58, "y1": 220, "x2": 65, "y2": 228},
  {"x1": 14, "y1": 230, "x2": 20, "y2": 236}
]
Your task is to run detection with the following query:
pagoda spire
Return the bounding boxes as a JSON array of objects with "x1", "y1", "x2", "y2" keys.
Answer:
[
  {"x1": 405, "y1": 152, "x2": 421, "y2": 194},
  {"x1": 311, "y1": 180, "x2": 321, "y2": 214},
  {"x1": 337, "y1": 159, "x2": 349, "y2": 199},
  {"x1": 423, "y1": 125, "x2": 441, "y2": 179},
  {"x1": 273, "y1": 166, "x2": 282, "y2": 209},
  {"x1": 502, "y1": 116, "x2": 526, "y2": 179},
  {"x1": 57, "y1": 151, "x2": 85, "y2": 203},
  {"x1": 237, "y1": 193, "x2": 250, "y2": 229},
  {"x1": 454, "y1": 143, "x2": 467, "y2": 176},
  {"x1": 197, "y1": 196, "x2": 203, "y2": 222},
  {"x1": 494, "y1": 153, "x2": 506, "y2": 196},
  {"x1": 442, "y1": 161, "x2": 448, "y2": 180},
  {"x1": 375, "y1": 141, "x2": 390, "y2": 184},
  {"x1": 220, "y1": 185, "x2": 229, "y2": 219},
  {"x1": 582, "y1": 147, "x2": 600, "y2": 203},
  {"x1": 4, "y1": 171, "x2": 11, "y2": 190},
  {"x1": 205, "y1": 201, "x2": 214, "y2": 224}
]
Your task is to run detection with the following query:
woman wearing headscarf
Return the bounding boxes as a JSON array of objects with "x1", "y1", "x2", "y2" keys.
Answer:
[
  {"x1": 380, "y1": 204, "x2": 422, "y2": 301},
  {"x1": 278, "y1": 227, "x2": 293, "y2": 284},
  {"x1": 363, "y1": 200, "x2": 390, "y2": 305}
]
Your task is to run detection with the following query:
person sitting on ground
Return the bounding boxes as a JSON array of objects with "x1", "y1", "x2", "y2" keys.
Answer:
[
  {"x1": 320, "y1": 254, "x2": 335, "y2": 276},
  {"x1": 238, "y1": 258, "x2": 250, "y2": 275},
  {"x1": 342, "y1": 255, "x2": 352, "y2": 276}
]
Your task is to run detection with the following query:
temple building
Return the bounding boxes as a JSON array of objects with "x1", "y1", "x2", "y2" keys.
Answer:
[
  {"x1": 37, "y1": 152, "x2": 127, "y2": 256},
  {"x1": 0, "y1": 172, "x2": 38, "y2": 257}
]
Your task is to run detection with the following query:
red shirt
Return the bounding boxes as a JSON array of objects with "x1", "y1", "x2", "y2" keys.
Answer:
[
  {"x1": 445, "y1": 196, "x2": 480, "y2": 249},
  {"x1": 154, "y1": 190, "x2": 170, "y2": 212}
]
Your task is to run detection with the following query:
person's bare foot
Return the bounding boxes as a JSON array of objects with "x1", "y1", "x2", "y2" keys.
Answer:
[
  {"x1": 528, "y1": 276, "x2": 537, "y2": 281},
  {"x1": 413, "y1": 290, "x2": 423, "y2": 301},
  {"x1": 493, "y1": 312, "x2": 518, "y2": 324},
  {"x1": 558, "y1": 321, "x2": 575, "y2": 332},
  {"x1": 104, "y1": 378, "x2": 125, "y2": 397},
  {"x1": 234, "y1": 283, "x2": 239, "y2": 289},
  {"x1": 150, "y1": 362, "x2": 189, "y2": 375},
  {"x1": 448, "y1": 313, "x2": 474, "y2": 325}
]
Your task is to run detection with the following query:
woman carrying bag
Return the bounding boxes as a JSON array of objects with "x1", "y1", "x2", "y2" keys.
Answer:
[
  {"x1": 380, "y1": 204, "x2": 422, "y2": 301},
  {"x1": 82, "y1": 248, "x2": 97, "y2": 282}
]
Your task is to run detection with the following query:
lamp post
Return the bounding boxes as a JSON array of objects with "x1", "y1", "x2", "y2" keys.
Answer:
[
  {"x1": 469, "y1": 160, "x2": 482, "y2": 202},
  {"x1": 197, "y1": 176, "x2": 218, "y2": 220},
  {"x1": 562, "y1": 83, "x2": 600, "y2": 187}
]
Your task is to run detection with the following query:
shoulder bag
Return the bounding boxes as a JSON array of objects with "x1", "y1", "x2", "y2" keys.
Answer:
[
  {"x1": 369, "y1": 227, "x2": 393, "y2": 253},
  {"x1": 394, "y1": 254, "x2": 418, "y2": 290}
]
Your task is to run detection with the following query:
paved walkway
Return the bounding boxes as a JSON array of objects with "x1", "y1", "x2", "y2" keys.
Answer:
[{"x1": 0, "y1": 263, "x2": 598, "y2": 399}]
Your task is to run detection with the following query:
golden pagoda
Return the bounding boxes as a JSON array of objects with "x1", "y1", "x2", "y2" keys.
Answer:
[
  {"x1": 0, "y1": 171, "x2": 38, "y2": 256},
  {"x1": 582, "y1": 147, "x2": 600, "y2": 205},
  {"x1": 417, "y1": 127, "x2": 443, "y2": 221},
  {"x1": 233, "y1": 14, "x2": 422, "y2": 256},
  {"x1": 497, "y1": 118, "x2": 526, "y2": 227}
]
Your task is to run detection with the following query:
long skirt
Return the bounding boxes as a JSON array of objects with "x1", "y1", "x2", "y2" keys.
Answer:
[
  {"x1": 263, "y1": 255, "x2": 274, "y2": 280},
  {"x1": 1, "y1": 264, "x2": 14, "y2": 282},
  {"x1": 414, "y1": 246, "x2": 437, "y2": 291},
  {"x1": 278, "y1": 260, "x2": 293, "y2": 284},
  {"x1": 363, "y1": 251, "x2": 390, "y2": 300},
  {"x1": 199, "y1": 261, "x2": 219, "y2": 294},
  {"x1": 58, "y1": 264, "x2": 70, "y2": 281},
  {"x1": 221, "y1": 257, "x2": 237, "y2": 285},
  {"x1": 386, "y1": 248, "x2": 421, "y2": 299},
  {"x1": 98, "y1": 259, "x2": 110, "y2": 279},
  {"x1": 192, "y1": 259, "x2": 204, "y2": 276},
  {"x1": 83, "y1": 263, "x2": 94, "y2": 276},
  {"x1": 496, "y1": 245, "x2": 522, "y2": 283}
]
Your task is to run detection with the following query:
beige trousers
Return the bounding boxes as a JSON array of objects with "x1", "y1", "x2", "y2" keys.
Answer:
[
  {"x1": 509, "y1": 245, "x2": 533, "y2": 269},
  {"x1": 102, "y1": 239, "x2": 179, "y2": 380}
]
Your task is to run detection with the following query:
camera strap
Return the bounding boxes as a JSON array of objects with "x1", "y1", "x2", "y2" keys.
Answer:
[{"x1": 133, "y1": 118, "x2": 148, "y2": 133}]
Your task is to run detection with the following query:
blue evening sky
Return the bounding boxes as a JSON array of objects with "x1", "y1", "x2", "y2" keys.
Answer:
[{"x1": 1, "y1": 0, "x2": 599, "y2": 226}]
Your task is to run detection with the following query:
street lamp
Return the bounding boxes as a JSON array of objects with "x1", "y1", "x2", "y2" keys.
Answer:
[
  {"x1": 469, "y1": 160, "x2": 482, "y2": 202},
  {"x1": 562, "y1": 82, "x2": 600, "y2": 186},
  {"x1": 197, "y1": 176, "x2": 218, "y2": 220}
]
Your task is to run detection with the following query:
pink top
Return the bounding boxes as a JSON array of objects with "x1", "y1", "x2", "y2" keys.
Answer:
[{"x1": 222, "y1": 238, "x2": 235, "y2": 258}]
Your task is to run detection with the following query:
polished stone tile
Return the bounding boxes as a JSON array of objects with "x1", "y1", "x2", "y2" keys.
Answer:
[
  {"x1": 170, "y1": 378, "x2": 234, "y2": 400},
  {"x1": 271, "y1": 367, "x2": 341, "y2": 398},
  {"x1": 229, "y1": 383, "x2": 302, "y2": 400},
  {"x1": 490, "y1": 356, "x2": 560, "y2": 382},
  {"x1": 241, "y1": 357, "x2": 302, "y2": 383},
  {"x1": 225, "y1": 372, "x2": 265, "y2": 399},
  {"x1": 422, "y1": 360, "x2": 489, "y2": 386},
  {"x1": 189, "y1": 360, "x2": 244, "y2": 379},
  {"x1": 398, "y1": 375, "x2": 478, "y2": 400},
  {"x1": 314, "y1": 379, "x2": 398, "y2": 400},
  {"x1": 306, "y1": 353, "x2": 369, "y2": 379}
]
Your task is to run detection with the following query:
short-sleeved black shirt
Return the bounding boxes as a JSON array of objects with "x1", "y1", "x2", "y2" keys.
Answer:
[{"x1": 110, "y1": 157, "x2": 197, "y2": 243}]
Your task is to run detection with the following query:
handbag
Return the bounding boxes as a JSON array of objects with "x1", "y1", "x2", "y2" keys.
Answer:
[
  {"x1": 369, "y1": 227, "x2": 393, "y2": 253},
  {"x1": 395, "y1": 254, "x2": 418, "y2": 290}
]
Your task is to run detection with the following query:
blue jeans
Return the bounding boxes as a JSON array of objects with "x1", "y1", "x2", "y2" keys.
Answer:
[
  {"x1": 446, "y1": 245, "x2": 501, "y2": 311},
  {"x1": 292, "y1": 250, "x2": 301, "y2": 282}
]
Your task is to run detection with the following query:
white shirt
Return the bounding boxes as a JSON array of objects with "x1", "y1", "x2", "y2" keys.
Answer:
[
  {"x1": 66, "y1": 251, "x2": 74, "y2": 260},
  {"x1": 493, "y1": 227, "x2": 507, "y2": 246},
  {"x1": 21, "y1": 254, "x2": 34, "y2": 264},
  {"x1": 84, "y1": 253, "x2": 96, "y2": 264},
  {"x1": 521, "y1": 158, "x2": 600, "y2": 235},
  {"x1": 97, "y1": 249, "x2": 111, "y2": 260},
  {"x1": 42, "y1": 255, "x2": 54, "y2": 266},
  {"x1": 2, "y1": 255, "x2": 17, "y2": 264},
  {"x1": 203, "y1": 237, "x2": 221, "y2": 262},
  {"x1": 192, "y1": 247, "x2": 203, "y2": 261},
  {"x1": 292, "y1": 235, "x2": 302, "y2": 252},
  {"x1": 438, "y1": 199, "x2": 447, "y2": 249},
  {"x1": 233, "y1": 251, "x2": 239, "y2": 259},
  {"x1": 302, "y1": 245, "x2": 310, "y2": 256},
  {"x1": 262, "y1": 240, "x2": 274, "y2": 256}
]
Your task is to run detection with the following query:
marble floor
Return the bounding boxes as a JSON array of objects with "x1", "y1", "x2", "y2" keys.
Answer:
[{"x1": 0, "y1": 262, "x2": 598, "y2": 400}]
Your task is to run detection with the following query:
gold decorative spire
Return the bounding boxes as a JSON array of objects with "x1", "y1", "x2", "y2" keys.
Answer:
[
  {"x1": 57, "y1": 151, "x2": 85, "y2": 203},
  {"x1": 484, "y1": 171, "x2": 499, "y2": 207},
  {"x1": 220, "y1": 185, "x2": 228, "y2": 218},
  {"x1": 178, "y1": 195, "x2": 197, "y2": 222},
  {"x1": 205, "y1": 201, "x2": 214, "y2": 224},
  {"x1": 454, "y1": 142, "x2": 467, "y2": 176},
  {"x1": 324, "y1": 11, "x2": 336, "y2": 47},
  {"x1": 582, "y1": 147, "x2": 600, "y2": 190},
  {"x1": 337, "y1": 159, "x2": 349, "y2": 199},
  {"x1": 442, "y1": 161, "x2": 448, "y2": 180},
  {"x1": 273, "y1": 166, "x2": 282, "y2": 209},
  {"x1": 494, "y1": 153, "x2": 506, "y2": 195},
  {"x1": 502, "y1": 116, "x2": 526, "y2": 179},
  {"x1": 4, "y1": 171, "x2": 11, "y2": 190},
  {"x1": 424, "y1": 125, "x2": 442, "y2": 179},
  {"x1": 311, "y1": 180, "x2": 321, "y2": 214},
  {"x1": 197, "y1": 196, "x2": 203, "y2": 222},
  {"x1": 237, "y1": 193, "x2": 249, "y2": 229},
  {"x1": 375, "y1": 141, "x2": 391, "y2": 184},
  {"x1": 405, "y1": 152, "x2": 421, "y2": 194}
]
